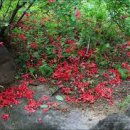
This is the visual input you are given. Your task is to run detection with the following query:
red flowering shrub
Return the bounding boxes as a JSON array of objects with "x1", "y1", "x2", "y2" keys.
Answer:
[
  {"x1": 9, "y1": 13, "x2": 130, "y2": 107},
  {"x1": 1, "y1": 0, "x2": 128, "y2": 112}
]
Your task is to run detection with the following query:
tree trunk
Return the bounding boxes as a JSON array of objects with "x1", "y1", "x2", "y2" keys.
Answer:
[{"x1": 0, "y1": 26, "x2": 12, "y2": 50}]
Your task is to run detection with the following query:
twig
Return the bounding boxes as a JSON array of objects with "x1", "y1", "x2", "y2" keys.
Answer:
[
  {"x1": 3, "y1": 0, "x2": 12, "y2": 20},
  {"x1": 9, "y1": 0, "x2": 27, "y2": 24},
  {"x1": 86, "y1": 38, "x2": 90, "y2": 55},
  {"x1": 50, "y1": 87, "x2": 62, "y2": 96},
  {"x1": 16, "y1": 0, "x2": 36, "y2": 26},
  {"x1": 0, "y1": 0, "x2": 5, "y2": 9}
]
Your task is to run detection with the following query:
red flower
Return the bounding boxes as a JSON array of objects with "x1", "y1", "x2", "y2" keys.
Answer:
[
  {"x1": 36, "y1": 60, "x2": 42, "y2": 66},
  {"x1": 53, "y1": 61, "x2": 72, "y2": 81},
  {"x1": 65, "y1": 96, "x2": 77, "y2": 103},
  {"x1": 122, "y1": 44, "x2": 127, "y2": 49},
  {"x1": 52, "y1": 102, "x2": 59, "y2": 107},
  {"x1": 30, "y1": 42, "x2": 38, "y2": 49},
  {"x1": 19, "y1": 34, "x2": 26, "y2": 40},
  {"x1": 127, "y1": 41, "x2": 130, "y2": 46},
  {"x1": 38, "y1": 77, "x2": 47, "y2": 83},
  {"x1": 80, "y1": 62, "x2": 87, "y2": 69},
  {"x1": 40, "y1": 95, "x2": 50, "y2": 102},
  {"x1": 24, "y1": 106, "x2": 36, "y2": 113},
  {"x1": 95, "y1": 82, "x2": 113, "y2": 99},
  {"x1": 24, "y1": 99, "x2": 41, "y2": 113},
  {"x1": 66, "y1": 40, "x2": 75, "y2": 44},
  {"x1": 103, "y1": 73, "x2": 110, "y2": 78},
  {"x1": 122, "y1": 62, "x2": 128, "y2": 68},
  {"x1": 46, "y1": 101, "x2": 54, "y2": 107},
  {"x1": 1, "y1": 114, "x2": 9, "y2": 120},
  {"x1": 79, "y1": 93, "x2": 95, "y2": 103},
  {"x1": 61, "y1": 87, "x2": 72, "y2": 94},
  {"x1": 42, "y1": 108, "x2": 49, "y2": 113},
  {"x1": 75, "y1": 9, "x2": 81, "y2": 19},
  {"x1": 78, "y1": 48, "x2": 86, "y2": 57},
  {"x1": 22, "y1": 73, "x2": 30, "y2": 80},
  {"x1": 127, "y1": 52, "x2": 130, "y2": 57},
  {"x1": 0, "y1": 42, "x2": 4, "y2": 47},
  {"x1": 65, "y1": 48, "x2": 72, "y2": 53},
  {"x1": 25, "y1": 13, "x2": 30, "y2": 18},
  {"x1": 48, "y1": 0, "x2": 56, "y2": 3},
  {"x1": 24, "y1": 90, "x2": 34, "y2": 99},
  {"x1": 122, "y1": 63, "x2": 130, "y2": 72}
]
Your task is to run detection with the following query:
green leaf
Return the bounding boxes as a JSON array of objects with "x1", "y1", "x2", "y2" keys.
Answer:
[
  {"x1": 118, "y1": 68, "x2": 128, "y2": 80},
  {"x1": 33, "y1": 52, "x2": 40, "y2": 59},
  {"x1": 98, "y1": 43, "x2": 110, "y2": 53},
  {"x1": 29, "y1": 68, "x2": 35, "y2": 75},
  {"x1": 40, "y1": 104, "x2": 48, "y2": 108},
  {"x1": 55, "y1": 95, "x2": 64, "y2": 101},
  {"x1": 71, "y1": 15, "x2": 76, "y2": 22},
  {"x1": 39, "y1": 63, "x2": 53, "y2": 77}
]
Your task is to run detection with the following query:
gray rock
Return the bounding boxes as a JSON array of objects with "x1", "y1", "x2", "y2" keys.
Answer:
[
  {"x1": 0, "y1": 45, "x2": 15, "y2": 87},
  {"x1": 90, "y1": 113, "x2": 130, "y2": 130},
  {"x1": 0, "y1": 98, "x2": 100, "y2": 130},
  {"x1": 125, "y1": 105, "x2": 130, "y2": 117},
  {"x1": 90, "y1": 106, "x2": 130, "y2": 130}
]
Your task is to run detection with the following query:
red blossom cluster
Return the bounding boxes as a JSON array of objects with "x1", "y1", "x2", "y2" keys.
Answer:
[
  {"x1": 0, "y1": 78, "x2": 61, "y2": 116},
  {"x1": 19, "y1": 34, "x2": 26, "y2": 41},
  {"x1": 0, "y1": 81, "x2": 34, "y2": 108},
  {"x1": 53, "y1": 61, "x2": 73, "y2": 81},
  {"x1": 30, "y1": 42, "x2": 38, "y2": 49},
  {"x1": 128, "y1": 41, "x2": 130, "y2": 46},
  {"x1": 1, "y1": 114, "x2": 9, "y2": 120},
  {"x1": 24, "y1": 99, "x2": 41, "y2": 113},
  {"x1": 51, "y1": 51, "x2": 122, "y2": 104},
  {"x1": 127, "y1": 41, "x2": 130, "y2": 57},
  {"x1": 9, "y1": 13, "x2": 130, "y2": 110}
]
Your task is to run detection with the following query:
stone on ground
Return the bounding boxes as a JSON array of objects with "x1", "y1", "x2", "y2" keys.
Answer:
[
  {"x1": 90, "y1": 105, "x2": 130, "y2": 130},
  {"x1": 0, "y1": 45, "x2": 15, "y2": 88}
]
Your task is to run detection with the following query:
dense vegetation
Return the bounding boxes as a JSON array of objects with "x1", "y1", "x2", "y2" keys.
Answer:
[{"x1": 0, "y1": 0, "x2": 130, "y2": 108}]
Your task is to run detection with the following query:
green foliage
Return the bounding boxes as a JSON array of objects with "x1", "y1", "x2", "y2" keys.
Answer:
[
  {"x1": 119, "y1": 95, "x2": 130, "y2": 110},
  {"x1": 55, "y1": 95, "x2": 64, "y2": 101},
  {"x1": 114, "y1": 64, "x2": 128, "y2": 80},
  {"x1": 39, "y1": 62, "x2": 53, "y2": 77},
  {"x1": 118, "y1": 68, "x2": 128, "y2": 80},
  {"x1": 4, "y1": 0, "x2": 129, "y2": 79},
  {"x1": 29, "y1": 67, "x2": 35, "y2": 75},
  {"x1": 40, "y1": 104, "x2": 48, "y2": 108},
  {"x1": 44, "y1": 45, "x2": 57, "y2": 59},
  {"x1": 105, "y1": 0, "x2": 130, "y2": 36}
]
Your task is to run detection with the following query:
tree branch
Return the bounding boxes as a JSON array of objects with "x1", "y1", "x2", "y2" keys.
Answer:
[
  {"x1": 9, "y1": 1, "x2": 27, "y2": 25},
  {"x1": 16, "y1": 0, "x2": 36, "y2": 25},
  {"x1": 0, "y1": 0, "x2": 27, "y2": 37},
  {"x1": 3, "y1": 0, "x2": 12, "y2": 21},
  {"x1": 0, "y1": 0, "x2": 2, "y2": 9},
  {"x1": 0, "y1": 0, "x2": 4, "y2": 9}
]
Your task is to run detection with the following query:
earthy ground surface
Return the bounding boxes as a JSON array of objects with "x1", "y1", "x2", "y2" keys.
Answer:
[{"x1": 0, "y1": 81, "x2": 130, "y2": 130}]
